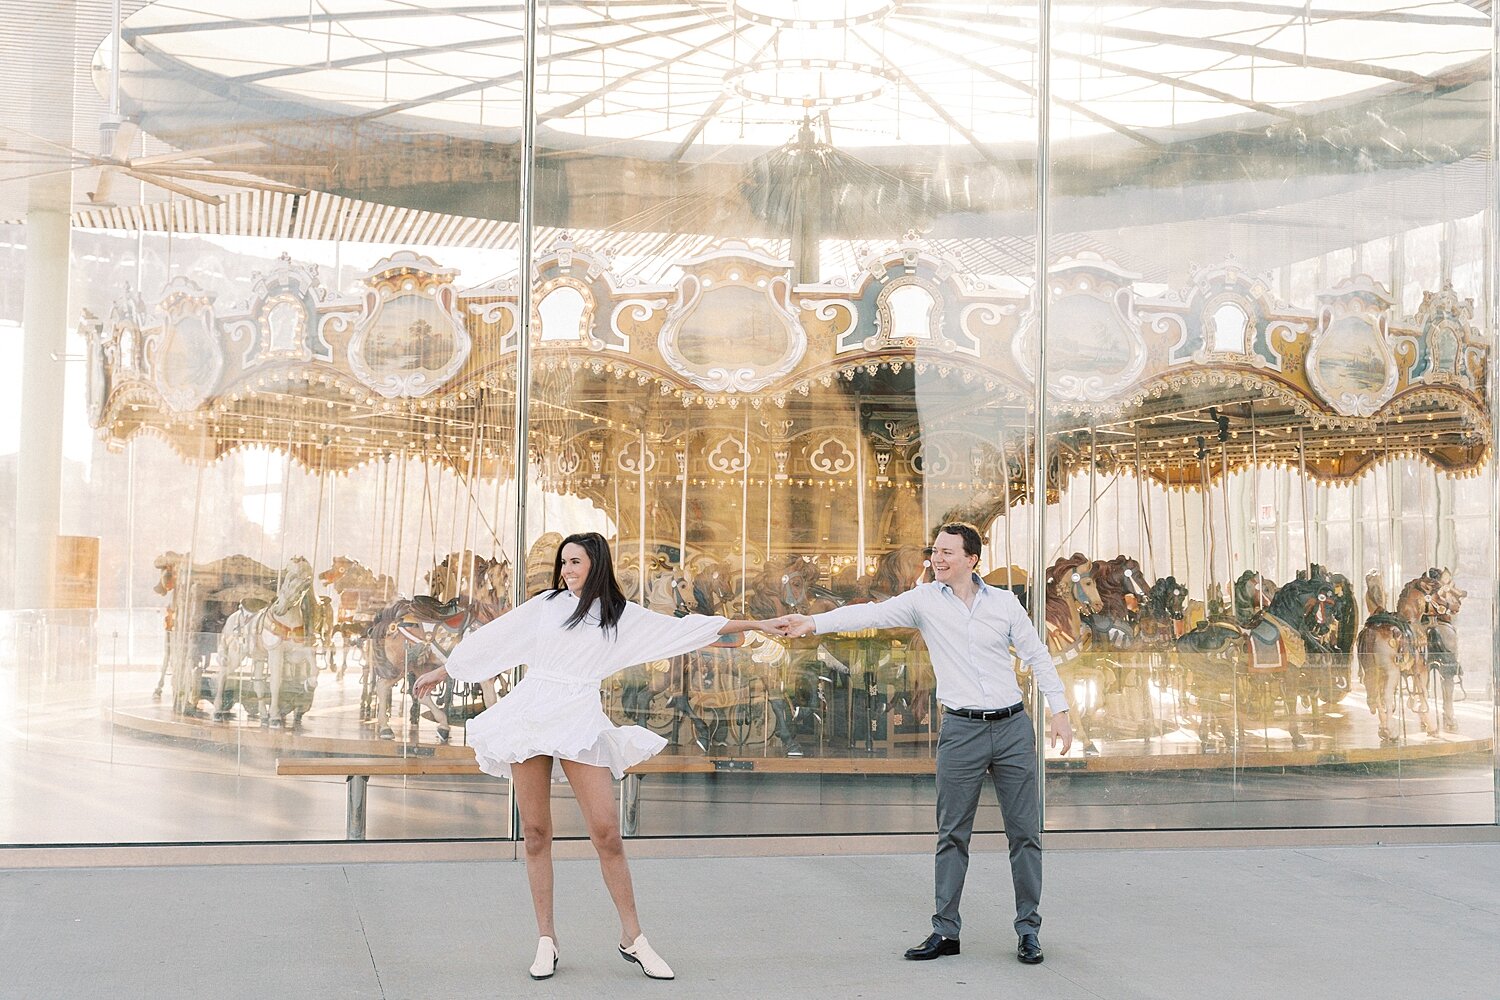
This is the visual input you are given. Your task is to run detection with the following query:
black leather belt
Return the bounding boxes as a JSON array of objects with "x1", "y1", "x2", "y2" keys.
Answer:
[{"x1": 944, "y1": 702, "x2": 1025, "y2": 721}]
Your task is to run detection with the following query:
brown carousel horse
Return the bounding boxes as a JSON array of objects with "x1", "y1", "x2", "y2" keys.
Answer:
[
  {"x1": 814, "y1": 544, "x2": 936, "y2": 742},
  {"x1": 1356, "y1": 570, "x2": 1447, "y2": 744},
  {"x1": 424, "y1": 550, "x2": 518, "y2": 716},
  {"x1": 1082, "y1": 556, "x2": 1148, "y2": 649},
  {"x1": 319, "y1": 556, "x2": 397, "y2": 682},
  {"x1": 1044, "y1": 553, "x2": 1103, "y2": 754},
  {"x1": 744, "y1": 555, "x2": 840, "y2": 619},
  {"x1": 863, "y1": 544, "x2": 934, "y2": 723},
  {"x1": 690, "y1": 558, "x2": 741, "y2": 617},
  {"x1": 863, "y1": 544, "x2": 930, "y2": 603},
  {"x1": 367, "y1": 595, "x2": 472, "y2": 743},
  {"x1": 1082, "y1": 555, "x2": 1160, "y2": 738}
]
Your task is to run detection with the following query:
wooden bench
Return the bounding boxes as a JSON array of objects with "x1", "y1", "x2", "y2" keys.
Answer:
[{"x1": 276, "y1": 754, "x2": 936, "y2": 840}]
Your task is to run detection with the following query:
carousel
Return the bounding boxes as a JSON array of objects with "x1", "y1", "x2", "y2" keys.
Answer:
[{"x1": 86, "y1": 229, "x2": 1494, "y2": 771}]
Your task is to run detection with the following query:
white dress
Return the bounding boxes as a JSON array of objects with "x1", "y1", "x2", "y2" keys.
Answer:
[{"x1": 444, "y1": 590, "x2": 728, "y2": 781}]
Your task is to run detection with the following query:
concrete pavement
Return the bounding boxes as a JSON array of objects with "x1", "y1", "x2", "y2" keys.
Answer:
[{"x1": 2, "y1": 843, "x2": 1497, "y2": 999}]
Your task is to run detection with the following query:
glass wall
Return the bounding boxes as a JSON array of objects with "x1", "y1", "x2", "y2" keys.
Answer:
[
  {"x1": 1040, "y1": 2, "x2": 1496, "y2": 828},
  {"x1": 0, "y1": 1, "x2": 1493, "y2": 846}
]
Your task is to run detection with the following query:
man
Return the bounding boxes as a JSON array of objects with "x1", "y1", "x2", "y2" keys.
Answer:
[{"x1": 779, "y1": 523, "x2": 1072, "y2": 965}]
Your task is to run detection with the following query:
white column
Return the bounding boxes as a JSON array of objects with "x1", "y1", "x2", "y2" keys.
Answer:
[{"x1": 14, "y1": 182, "x2": 72, "y2": 610}]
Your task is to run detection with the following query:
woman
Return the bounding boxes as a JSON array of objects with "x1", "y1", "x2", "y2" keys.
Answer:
[{"x1": 414, "y1": 532, "x2": 781, "y2": 982}]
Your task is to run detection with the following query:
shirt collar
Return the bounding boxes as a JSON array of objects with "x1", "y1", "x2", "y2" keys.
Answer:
[{"x1": 938, "y1": 573, "x2": 988, "y2": 597}]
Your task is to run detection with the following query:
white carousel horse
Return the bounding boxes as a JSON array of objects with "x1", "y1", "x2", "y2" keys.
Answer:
[{"x1": 217, "y1": 557, "x2": 321, "y2": 727}]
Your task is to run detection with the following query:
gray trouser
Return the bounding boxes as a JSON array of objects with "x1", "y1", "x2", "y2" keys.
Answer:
[{"x1": 932, "y1": 711, "x2": 1041, "y2": 938}]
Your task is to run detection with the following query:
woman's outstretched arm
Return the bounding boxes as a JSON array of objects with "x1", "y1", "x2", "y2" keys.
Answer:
[{"x1": 717, "y1": 617, "x2": 786, "y2": 636}]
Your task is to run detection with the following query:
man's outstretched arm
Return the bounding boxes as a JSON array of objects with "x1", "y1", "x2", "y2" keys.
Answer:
[{"x1": 779, "y1": 591, "x2": 921, "y2": 637}]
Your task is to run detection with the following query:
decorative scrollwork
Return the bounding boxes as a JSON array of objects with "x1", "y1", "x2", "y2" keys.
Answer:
[{"x1": 808, "y1": 436, "x2": 856, "y2": 475}]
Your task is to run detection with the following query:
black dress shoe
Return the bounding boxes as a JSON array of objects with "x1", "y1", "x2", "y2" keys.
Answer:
[
  {"x1": 1017, "y1": 933, "x2": 1044, "y2": 965},
  {"x1": 904, "y1": 933, "x2": 959, "y2": 961}
]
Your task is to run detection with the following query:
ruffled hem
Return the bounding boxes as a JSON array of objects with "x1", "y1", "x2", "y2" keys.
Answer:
[
  {"x1": 465, "y1": 677, "x2": 666, "y2": 782},
  {"x1": 471, "y1": 724, "x2": 667, "y2": 782}
]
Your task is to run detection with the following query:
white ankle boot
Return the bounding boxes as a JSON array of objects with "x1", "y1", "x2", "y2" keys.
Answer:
[
  {"x1": 619, "y1": 933, "x2": 674, "y2": 980},
  {"x1": 529, "y1": 936, "x2": 558, "y2": 980}
]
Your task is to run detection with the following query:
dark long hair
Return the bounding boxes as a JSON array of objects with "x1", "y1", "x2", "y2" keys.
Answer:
[{"x1": 546, "y1": 531, "x2": 628, "y2": 635}]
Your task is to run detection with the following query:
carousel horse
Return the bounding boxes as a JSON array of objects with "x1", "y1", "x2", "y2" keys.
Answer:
[
  {"x1": 1295, "y1": 565, "x2": 1357, "y2": 705},
  {"x1": 1357, "y1": 570, "x2": 1446, "y2": 743},
  {"x1": 1365, "y1": 570, "x2": 1388, "y2": 616},
  {"x1": 807, "y1": 544, "x2": 937, "y2": 744},
  {"x1": 827, "y1": 560, "x2": 866, "y2": 603},
  {"x1": 862, "y1": 544, "x2": 936, "y2": 727},
  {"x1": 1139, "y1": 576, "x2": 1189, "y2": 645},
  {"x1": 153, "y1": 552, "x2": 218, "y2": 713},
  {"x1": 644, "y1": 566, "x2": 695, "y2": 617},
  {"x1": 864, "y1": 544, "x2": 929, "y2": 603},
  {"x1": 524, "y1": 531, "x2": 564, "y2": 598},
  {"x1": 216, "y1": 557, "x2": 323, "y2": 727},
  {"x1": 426, "y1": 551, "x2": 514, "y2": 709},
  {"x1": 1231, "y1": 571, "x2": 1277, "y2": 626},
  {"x1": 690, "y1": 559, "x2": 741, "y2": 616},
  {"x1": 367, "y1": 595, "x2": 472, "y2": 742},
  {"x1": 1082, "y1": 556, "x2": 1148, "y2": 649},
  {"x1": 1081, "y1": 555, "x2": 1159, "y2": 738},
  {"x1": 1138, "y1": 574, "x2": 1190, "y2": 725},
  {"x1": 1172, "y1": 619, "x2": 1250, "y2": 747},
  {"x1": 743, "y1": 555, "x2": 837, "y2": 619},
  {"x1": 1246, "y1": 575, "x2": 1336, "y2": 745},
  {"x1": 319, "y1": 556, "x2": 397, "y2": 683},
  {"x1": 1425, "y1": 578, "x2": 1466, "y2": 734},
  {"x1": 1173, "y1": 576, "x2": 1329, "y2": 749},
  {"x1": 1317, "y1": 566, "x2": 1360, "y2": 662},
  {"x1": 736, "y1": 554, "x2": 846, "y2": 741},
  {"x1": 1044, "y1": 553, "x2": 1103, "y2": 754},
  {"x1": 153, "y1": 551, "x2": 277, "y2": 715}
]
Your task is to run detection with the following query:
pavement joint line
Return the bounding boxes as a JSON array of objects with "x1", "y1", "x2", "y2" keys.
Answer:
[
  {"x1": 1288, "y1": 846, "x2": 1500, "y2": 917},
  {"x1": 1047, "y1": 966, "x2": 1112, "y2": 999},
  {"x1": 344, "y1": 864, "x2": 388, "y2": 1000}
]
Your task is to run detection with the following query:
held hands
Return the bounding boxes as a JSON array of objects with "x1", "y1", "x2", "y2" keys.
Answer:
[
  {"x1": 771, "y1": 614, "x2": 815, "y2": 638},
  {"x1": 1049, "y1": 711, "x2": 1074, "y2": 756},
  {"x1": 413, "y1": 666, "x2": 448, "y2": 700}
]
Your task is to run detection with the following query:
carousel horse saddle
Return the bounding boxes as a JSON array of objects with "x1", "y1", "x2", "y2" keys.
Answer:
[
  {"x1": 406, "y1": 595, "x2": 468, "y2": 629},
  {"x1": 1366, "y1": 611, "x2": 1411, "y2": 633},
  {"x1": 1247, "y1": 617, "x2": 1287, "y2": 671}
]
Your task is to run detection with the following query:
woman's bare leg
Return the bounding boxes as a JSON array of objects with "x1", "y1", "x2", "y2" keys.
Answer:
[
  {"x1": 559, "y1": 759, "x2": 641, "y2": 946},
  {"x1": 511, "y1": 756, "x2": 557, "y2": 940}
]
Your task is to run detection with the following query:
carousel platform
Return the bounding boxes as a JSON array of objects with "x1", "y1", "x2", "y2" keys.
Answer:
[{"x1": 110, "y1": 670, "x2": 1493, "y2": 773}]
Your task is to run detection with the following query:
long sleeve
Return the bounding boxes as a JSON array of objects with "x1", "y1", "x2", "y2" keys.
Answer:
[
  {"x1": 443, "y1": 594, "x2": 542, "y2": 682},
  {"x1": 1006, "y1": 603, "x2": 1070, "y2": 714},
  {"x1": 609, "y1": 602, "x2": 728, "y2": 672},
  {"x1": 811, "y1": 590, "x2": 921, "y2": 634}
]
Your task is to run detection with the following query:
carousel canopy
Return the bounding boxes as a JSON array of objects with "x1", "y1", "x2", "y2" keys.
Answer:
[{"x1": 83, "y1": 235, "x2": 1491, "y2": 496}]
